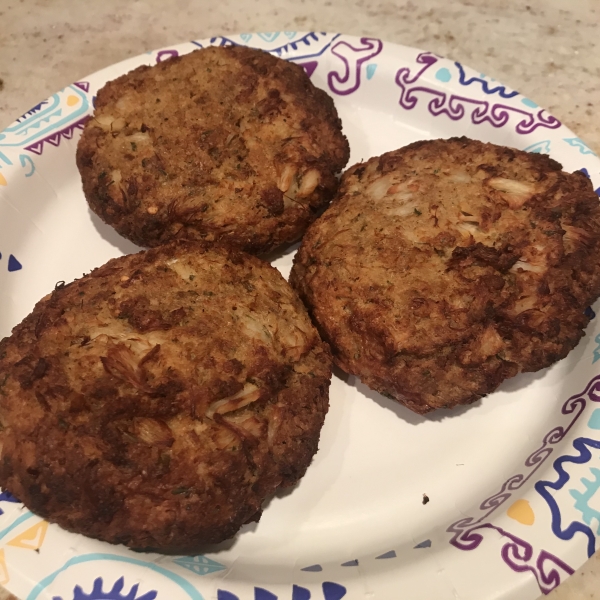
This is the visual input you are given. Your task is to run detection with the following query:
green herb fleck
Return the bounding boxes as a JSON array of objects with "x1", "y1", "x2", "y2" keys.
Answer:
[
  {"x1": 130, "y1": 141, "x2": 137, "y2": 151},
  {"x1": 414, "y1": 208, "x2": 422, "y2": 216}
]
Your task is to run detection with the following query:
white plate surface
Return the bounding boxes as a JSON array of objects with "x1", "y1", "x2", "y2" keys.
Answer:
[{"x1": 1, "y1": 32, "x2": 600, "y2": 600}]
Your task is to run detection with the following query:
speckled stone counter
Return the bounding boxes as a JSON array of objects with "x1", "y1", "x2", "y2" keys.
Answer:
[{"x1": 1, "y1": 1, "x2": 599, "y2": 599}]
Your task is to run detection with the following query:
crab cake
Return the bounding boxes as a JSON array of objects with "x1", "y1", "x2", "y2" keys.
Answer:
[
  {"x1": 76, "y1": 45, "x2": 350, "y2": 254},
  {"x1": 0, "y1": 242, "x2": 331, "y2": 552},
  {"x1": 291, "y1": 137, "x2": 600, "y2": 414}
]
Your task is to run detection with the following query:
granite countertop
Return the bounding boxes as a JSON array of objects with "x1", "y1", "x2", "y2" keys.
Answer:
[{"x1": 1, "y1": 1, "x2": 599, "y2": 598}]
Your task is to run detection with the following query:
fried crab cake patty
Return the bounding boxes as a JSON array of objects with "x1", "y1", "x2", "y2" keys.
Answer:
[
  {"x1": 76, "y1": 45, "x2": 350, "y2": 254},
  {"x1": 290, "y1": 137, "x2": 600, "y2": 414},
  {"x1": 0, "y1": 242, "x2": 331, "y2": 552}
]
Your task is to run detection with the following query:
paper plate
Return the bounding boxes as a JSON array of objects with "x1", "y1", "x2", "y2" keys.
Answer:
[{"x1": 1, "y1": 32, "x2": 600, "y2": 600}]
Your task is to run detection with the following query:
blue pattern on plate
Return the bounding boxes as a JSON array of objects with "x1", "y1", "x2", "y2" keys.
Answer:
[
  {"x1": 61, "y1": 577, "x2": 157, "y2": 600},
  {"x1": 535, "y1": 437, "x2": 600, "y2": 558},
  {"x1": 455, "y1": 62, "x2": 518, "y2": 98},
  {"x1": 322, "y1": 582, "x2": 346, "y2": 600}
]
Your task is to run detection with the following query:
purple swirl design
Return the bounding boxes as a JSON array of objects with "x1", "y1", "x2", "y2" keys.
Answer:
[
  {"x1": 449, "y1": 378, "x2": 594, "y2": 533},
  {"x1": 446, "y1": 375, "x2": 600, "y2": 594},
  {"x1": 395, "y1": 52, "x2": 561, "y2": 134},
  {"x1": 327, "y1": 37, "x2": 383, "y2": 95},
  {"x1": 396, "y1": 52, "x2": 439, "y2": 83},
  {"x1": 536, "y1": 551, "x2": 576, "y2": 593},
  {"x1": 449, "y1": 523, "x2": 573, "y2": 595}
]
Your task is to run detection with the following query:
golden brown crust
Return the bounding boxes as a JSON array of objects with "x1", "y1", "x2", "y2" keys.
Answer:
[
  {"x1": 76, "y1": 46, "x2": 349, "y2": 254},
  {"x1": 0, "y1": 242, "x2": 331, "y2": 552},
  {"x1": 290, "y1": 137, "x2": 600, "y2": 414}
]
